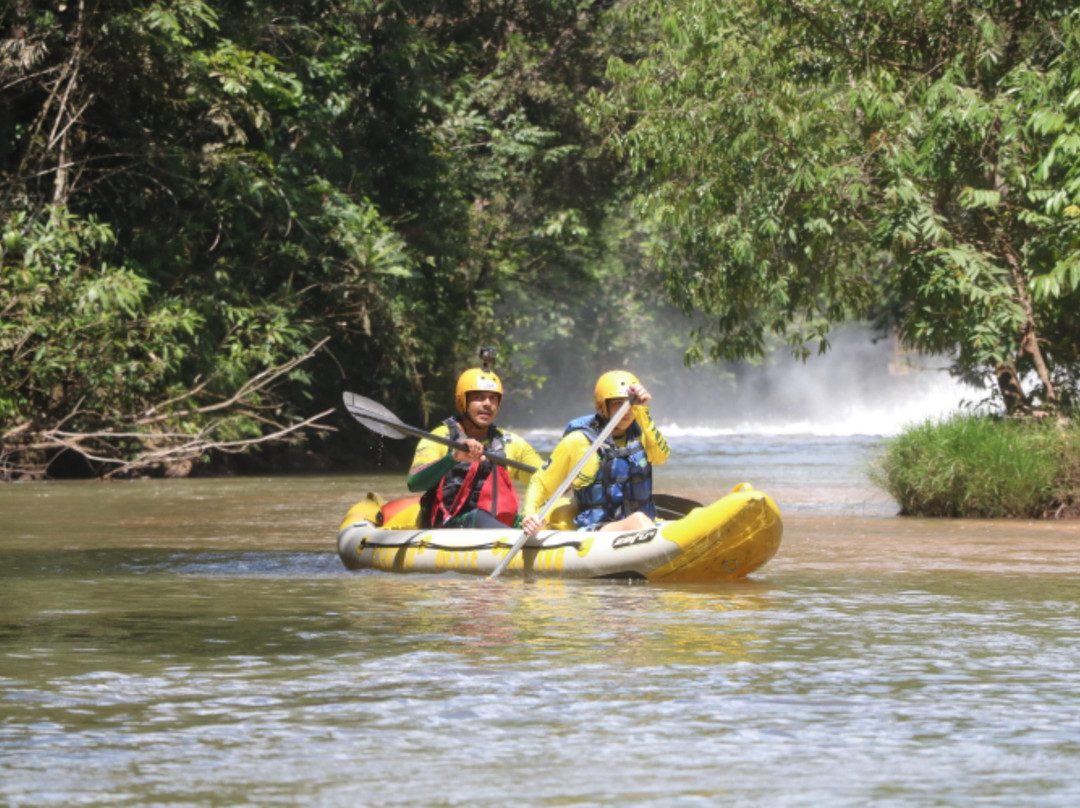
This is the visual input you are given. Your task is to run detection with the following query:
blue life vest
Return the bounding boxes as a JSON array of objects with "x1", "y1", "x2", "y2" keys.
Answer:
[{"x1": 563, "y1": 414, "x2": 655, "y2": 529}]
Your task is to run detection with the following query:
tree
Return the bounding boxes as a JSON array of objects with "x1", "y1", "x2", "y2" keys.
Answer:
[
  {"x1": 2, "y1": 0, "x2": 640, "y2": 476},
  {"x1": 592, "y1": 0, "x2": 1080, "y2": 415},
  {"x1": 2, "y1": 1, "x2": 343, "y2": 476}
]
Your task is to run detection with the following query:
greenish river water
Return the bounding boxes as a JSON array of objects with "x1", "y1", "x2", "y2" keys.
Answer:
[{"x1": 3, "y1": 434, "x2": 1080, "y2": 807}]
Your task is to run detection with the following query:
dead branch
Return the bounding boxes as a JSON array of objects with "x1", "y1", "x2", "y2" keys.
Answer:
[
  {"x1": 6, "y1": 406, "x2": 338, "y2": 480},
  {"x1": 133, "y1": 336, "x2": 331, "y2": 426},
  {"x1": 0, "y1": 338, "x2": 336, "y2": 480},
  {"x1": 99, "y1": 407, "x2": 337, "y2": 479}
]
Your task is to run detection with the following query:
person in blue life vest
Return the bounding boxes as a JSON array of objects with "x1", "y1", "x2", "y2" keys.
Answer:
[
  {"x1": 407, "y1": 364, "x2": 543, "y2": 529},
  {"x1": 521, "y1": 370, "x2": 670, "y2": 535}
]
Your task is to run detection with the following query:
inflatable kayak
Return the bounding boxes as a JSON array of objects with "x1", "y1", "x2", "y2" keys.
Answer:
[{"x1": 336, "y1": 484, "x2": 782, "y2": 582}]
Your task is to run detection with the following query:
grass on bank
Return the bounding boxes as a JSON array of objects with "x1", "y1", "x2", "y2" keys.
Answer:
[{"x1": 870, "y1": 415, "x2": 1080, "y2": 518}]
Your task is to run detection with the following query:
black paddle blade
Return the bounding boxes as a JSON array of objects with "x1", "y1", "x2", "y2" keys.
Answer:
[
  {"x1": 342, "y1": 391, "x2": 410, "y2": 440},
  {"x1": 652, "y1": 493, "x2": 704, "y2": 519}
]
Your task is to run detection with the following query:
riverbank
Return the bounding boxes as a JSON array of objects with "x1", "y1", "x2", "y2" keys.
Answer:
[{"x1": 871, "y1": 415, "x2": 1080, "y2": 518}]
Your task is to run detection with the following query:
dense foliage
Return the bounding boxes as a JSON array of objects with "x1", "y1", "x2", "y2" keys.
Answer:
[
  {"x1": 871, "y1": 415, "x2": 1080, "y2": 517},
  {"x1": 592, "y1": 0, "x2": 1080, "y2": 415},
  {"x1": 2, "y1": 0, "x2": 655, "y2": 477},
  {"x1": 4, "y1": 0, "x2": 1080, "y2": 480}
]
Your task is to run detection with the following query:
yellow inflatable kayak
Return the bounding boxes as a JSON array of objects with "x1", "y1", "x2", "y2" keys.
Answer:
[{"x1": 336, "y1": 484, "x2": 782, "y2": 582}]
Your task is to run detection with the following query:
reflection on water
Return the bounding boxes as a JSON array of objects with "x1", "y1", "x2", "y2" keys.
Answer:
[{"x1": 3, "y1": 439, "x2": 1080, "y2": 807}]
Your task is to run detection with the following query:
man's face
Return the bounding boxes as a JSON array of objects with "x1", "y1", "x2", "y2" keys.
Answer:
[
  {"x1": 605, "y1": 397, "x2": 635, "y2": 432},
  {"x1": 465, "y1": 391, "x2": 501, "y2": 427}
]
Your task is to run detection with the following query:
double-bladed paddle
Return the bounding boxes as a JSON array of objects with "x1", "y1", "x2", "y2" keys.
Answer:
[
  {"x1": 344, "y1": 391, "x2": 697, "y2": 544},
  {"x1": 342, "y1": 391, "x2": 538, "y2": 473},
  {"x1": 488, "y1": 397, "x2": 634, "y2": 580}
]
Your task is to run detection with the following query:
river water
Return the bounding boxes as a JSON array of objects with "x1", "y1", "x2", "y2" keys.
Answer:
[{"x1": 3, "y1": 427, "x2": 1080, "y2": 807}]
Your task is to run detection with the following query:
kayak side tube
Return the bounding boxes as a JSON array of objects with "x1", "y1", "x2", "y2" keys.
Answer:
[{"x1": 336, "y1": 484, "x2": 782, "y2": 582}]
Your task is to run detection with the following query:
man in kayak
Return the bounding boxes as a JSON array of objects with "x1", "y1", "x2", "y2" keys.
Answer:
[
  {"x1": 521, "y1": 370, "x2": 670, "y2": 534},
  {"x1": 407, "y1": 365, "x2": 543, "y2": 529}
]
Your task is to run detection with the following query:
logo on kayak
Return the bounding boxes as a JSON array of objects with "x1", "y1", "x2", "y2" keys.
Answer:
[{"x1": 611, "y1": 528, "x2": 657, "y2": 549}]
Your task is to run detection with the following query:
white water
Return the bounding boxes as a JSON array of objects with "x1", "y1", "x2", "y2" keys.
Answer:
[
  {"x1": 521, "y1": 365, "x2": 972, "y2": 440},
  {"x1": 516, "y1": 356, "x2": 974, "y2": 520},
  {"x1": 507, "y1": 331, "x2": 979, "y2": 439},
  {"x1": 661, "y1": 368, "x2": 975, "y2": 437}
]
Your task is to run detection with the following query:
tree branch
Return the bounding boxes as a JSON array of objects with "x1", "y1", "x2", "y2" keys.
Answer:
[{"x1": 0, "y1": 339, "x2": 335, "y2": 480}]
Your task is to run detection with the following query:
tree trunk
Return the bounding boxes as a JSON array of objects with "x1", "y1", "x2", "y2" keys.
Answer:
[
  {"x1": 994, "y1": 360, "x2": 1029, "y2": 416},
  {"x1": 1003, "y1": 248, "x2": 1057, "y2": 409}
]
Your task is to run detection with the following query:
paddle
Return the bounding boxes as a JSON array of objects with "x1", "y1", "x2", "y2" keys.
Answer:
[
  {"x1": 652, "y1": 492, "x2": 704, "y2": 520},
  {"x1": 488, "y1": 397, "x2": 635, "y2": 579},
  {"x1": 342, "y1": 391, "x2": 538, "y2": 473}
]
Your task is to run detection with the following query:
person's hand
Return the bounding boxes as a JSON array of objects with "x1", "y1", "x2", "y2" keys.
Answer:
[
  {"x1": 452, "y1": 438, "x2": 485, "y2": 463},
  {"x1": 627, "y1": 382, "x2": 651, "y2": 406},
  {"x1": 522, "y1": 513, "x2": 545, "y2": 536}
]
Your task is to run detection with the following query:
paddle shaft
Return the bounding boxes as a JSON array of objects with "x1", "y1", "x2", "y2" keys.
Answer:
[
  {"x1": 344, "y1": 402, "x2": 538, "y2": 474},
  {"x1": 489, "y1": 397, "x2": 635, "y2": 579}
]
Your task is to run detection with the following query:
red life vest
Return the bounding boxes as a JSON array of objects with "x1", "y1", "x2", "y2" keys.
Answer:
[{"x1": 423, "y1": 418, "x2": 519, "y2": 528}]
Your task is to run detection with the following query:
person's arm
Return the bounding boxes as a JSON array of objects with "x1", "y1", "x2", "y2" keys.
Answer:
[
  {"x1": 523, "y1": 442, "x2": 570, "y2": 517},
  {"x1": 633, "y1": 406, "x2": 671, "y2": 466},
  {"x1": 503, "y1": 432, "x2": 544, "y2": 484},
  {"x1": 521, "y1": 456, "x2": 558, "y2": 536},
  {"x1": 522, "y1": 432, "x2": 602, "y2": 534},
  {"x1": 523, "y1": 432, "x2": 598, "y2": 514},
  {"x1": 406, "y1": 427, "x2": 454, "y2": 493}
]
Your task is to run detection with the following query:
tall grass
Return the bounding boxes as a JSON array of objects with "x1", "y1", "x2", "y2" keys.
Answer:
[{"x1": 870, "y1": 415, "x2": 1080, "y2": 518}]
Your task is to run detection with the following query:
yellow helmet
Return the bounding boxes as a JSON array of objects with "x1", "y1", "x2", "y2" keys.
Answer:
[
  {"x1": 455, "y1": 368, "x2": 503, "y2": 413},
  {"x1": 594, "y1": 370, "x2": 640, "y2": 413}
]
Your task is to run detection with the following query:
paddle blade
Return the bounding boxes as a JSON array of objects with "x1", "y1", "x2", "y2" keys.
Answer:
[
  {"x1": 342, "y1": 391, "x2": 410, "y2": 440},
  {"x1": 652, "y1": 493, "x2": 704, "y2": 520}
]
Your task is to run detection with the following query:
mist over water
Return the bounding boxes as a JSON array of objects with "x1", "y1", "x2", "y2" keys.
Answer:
[
  {"x1": 662, "y1": 355, "x2": 973, "y2": 439},
  {"x1": 504, "y1": 329, "x2": 976, "y2": 438}
]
